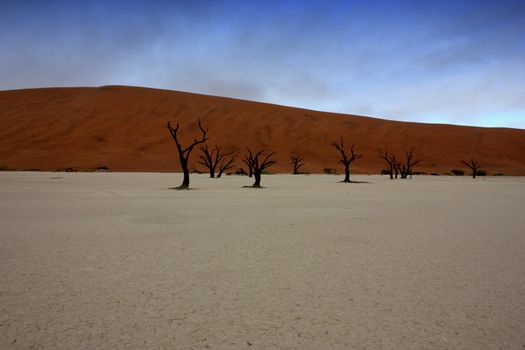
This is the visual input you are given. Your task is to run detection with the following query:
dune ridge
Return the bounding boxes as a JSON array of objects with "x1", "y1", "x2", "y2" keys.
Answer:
[{"x1": 0, "y1": 85, "x2": 524, "y2": 175}]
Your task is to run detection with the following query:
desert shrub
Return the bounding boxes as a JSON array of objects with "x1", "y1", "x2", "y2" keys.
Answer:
[
  {"x1": 451, "y1": 169, "x2": 464, "y2": 176},
  {"x1": 56, "y1": 167, "x2": 76, "y2": 172},
  {"x1": 431, "y1": 173, "x2": 440, "y2": 176},
  {"x1": 494, "y1": 172, "x2": 504, "y2": 176},
  {"x1": 0, "y1": 165, "x2": 14, "y2": 171},
  {"x1": 85, "y1": 166, "x2": 110, "y2": 172},
  {"x1": 323, "y1": 168, "x2": 336, "y2": 175},
  {"x1": 442, "y1": 172, "x2": 451, "y2": 175},
  {"x1": 476, "y1": 170, "x2": 486, "y2": 176},
  {"x1": 380, "y1": 169, "x2": 390, "y2": 175}
]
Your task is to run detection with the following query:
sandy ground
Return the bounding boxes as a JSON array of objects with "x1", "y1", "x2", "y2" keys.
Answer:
[{"x1": 1, "y1": 172, "x2": 524, "y2": 349}]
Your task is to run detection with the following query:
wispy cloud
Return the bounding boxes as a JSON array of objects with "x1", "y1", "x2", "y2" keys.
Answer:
[{"x1": 1, "y1": 0, "x2": 523, "y2": 128}]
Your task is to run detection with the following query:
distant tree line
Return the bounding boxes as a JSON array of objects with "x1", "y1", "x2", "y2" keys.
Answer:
[{"x1": 165, "y1": 117, "x2": 487, "y2": 189}]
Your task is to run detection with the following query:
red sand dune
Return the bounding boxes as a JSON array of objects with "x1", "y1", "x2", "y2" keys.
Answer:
[{"x1": 0, "y1": 85, "x2": 524, "y2": 175}]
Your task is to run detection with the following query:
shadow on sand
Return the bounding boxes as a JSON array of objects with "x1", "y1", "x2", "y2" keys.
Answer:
[{"x1": 337, "y1": 180, "x2": 372, "y2": 184}]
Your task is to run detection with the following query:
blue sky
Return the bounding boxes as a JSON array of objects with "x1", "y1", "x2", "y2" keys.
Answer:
[{"x1": 1, "y1": 0, "x2": 524, "y2": 128}]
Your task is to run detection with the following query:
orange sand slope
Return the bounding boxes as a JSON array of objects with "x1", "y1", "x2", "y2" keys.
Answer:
[{"x1": 0, "y1": 85, "x2": 524, "y2": 175}]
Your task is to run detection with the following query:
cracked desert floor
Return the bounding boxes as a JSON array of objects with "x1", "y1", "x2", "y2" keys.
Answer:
[{"x1": 1, "y1": 172, "x2": 524, "y2": 349}]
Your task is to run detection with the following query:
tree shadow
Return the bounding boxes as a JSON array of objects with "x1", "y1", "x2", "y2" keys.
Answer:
[
  {"x1": 242, "y1": 185, "x2": 266, "y2": 189},
  {"x1": 337, "y1": 180, "x2": 371, "y2": 184}
]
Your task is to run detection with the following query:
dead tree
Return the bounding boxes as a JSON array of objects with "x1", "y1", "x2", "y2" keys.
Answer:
[
  {"x1": 243, "y1": 148, "x2": 276, "y2": 188},
  {"x1": 198, "y1": 144, "x2": 217, "y2": 178},
  {"x1": 393, "y1": 158, "x2": 400, "y2": 179},
  {"x1": 198, "y1": 145, "x2": 236, "y2": 178},
  {"x1": 217, "y1": 151, "x2": 238, "y2": 178},
  {"x1": 242, "y1": 155, "x2": 254, "y2": 177},
  {"x1": 166, "y1": 119, "x2": 208, "y2": 189},
  {"x1": 380, "y1": 148, "x2": 397, "y2": 180},
  {"x1": 332, "y1": 137, "x2": 362, "y2": 182},
  {"x1": 399, "y1": 147, "x2": 421, "y2": 179},
  {"x1": 461, "y1": 157, "x2": 481, "y2": 178},
  {"x1": 290, "y1": 154, "x2": 305, "y2": 175}
]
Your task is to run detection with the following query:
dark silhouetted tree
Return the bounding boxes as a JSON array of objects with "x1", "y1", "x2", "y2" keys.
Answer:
[
  {"x1": 166, "y1": 119, "x2": 208, "y2": 189},
  {"x1": 380, "y1": 148, "x2": 397, "y2": 180},
  {"x1": 242, "y1": 154, "x2": 254, "y2": 177},
  {"x1": 393, "y1": 158, "x2": 400, "y2": 179},
  {"x1": 198, "y1": 144, "x2": 217, "y2": 178},
  {"x1": 198, "y1": 145, "x2": 236, "y2": 178},
  {"x1": 332, "y1": 137, "x2": 362, "y2": 182},
  {"x1": 461, "y1": 157, "x2": 481, "y2": 178},
  {"x1": 217, "y1": 151, "x2": 238, "y2": 178},
  {"x1": 398, "y1": 147, "x2": 421, "y2": 179},
  {"x1": 243, "y1": 148, "x2": 276, "y2": 188},
  {"x1": 290, "y1": 154, "x2": 305, "y2": 175}
]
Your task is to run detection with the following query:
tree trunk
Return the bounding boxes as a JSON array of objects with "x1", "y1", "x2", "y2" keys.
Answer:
[
  {"x1": 472, "y1": 171, "x2": 476, "y2": 179},
  {"x1": 209, "y1": 168, "x2": 215, "y2": 178},
  {"x1": 343, "y1": 163, "x2": 351, "y2": 182},
  {"x1": 177, "y1": 160, "x2": 190, "y2": 189},
  {"x1": 167, "y1": 119, "x2": 208, "y2": 190},
  {"x1": 389, "y1": 170, "x2": 393, "y2": 180},
  {"x1": 252, "y1": 172, "x2": 262, "y2": 187}
]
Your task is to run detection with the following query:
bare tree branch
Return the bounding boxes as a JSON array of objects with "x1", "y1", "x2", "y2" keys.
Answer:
[
  {"x1": 166, "y1": 118, "x2": 209, "y2": 189},
  {"x1": 461, "y1": 157, "x2": 481, "y2": 178},
  {"x1": 217, "y1": 151, "x2": 238, "y2": 178},
  {"x1": 243, "y1": 148, "x2": 277, "y2": 188},
  {"x1": 290, "y1": 154, "x2": 305, "y2": 175},
  {"x1": 398, "y1": 147, "x2": 421, "y2": 179},
  {"x1": 332, "y1": 137, "x2": 362, "y2": 182},
  {"x1": 380, "y1": 147, "x2": 397, "y2": 179}
]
